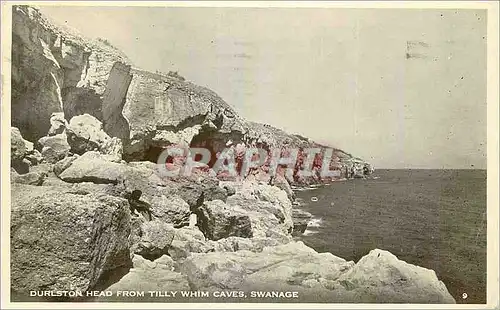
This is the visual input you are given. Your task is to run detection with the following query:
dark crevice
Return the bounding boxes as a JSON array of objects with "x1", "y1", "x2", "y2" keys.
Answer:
[
  {"x1": 143, "y1": 146, "x2": 168, "y2": 164},
  {"x1": 156, "y1": 113, "x2": 208, "y2": 132},
  {"x1": 58, "y1": 176, "x2": 119, "y2": 185},
  {"x1": 137, "y1": 252, "x2": 164, "y2": 262}
]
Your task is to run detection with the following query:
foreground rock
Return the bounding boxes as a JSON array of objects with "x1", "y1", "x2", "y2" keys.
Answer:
[
  {"x1": 181, "y1": 242, "x2": 456, "y2": 303},
  {"x1": 150, "y1": 195, "x2": 191, "y2": 228},
  {"x1": 97, "y1": 255, "x2": 189, "y2": 302},
  {"x1": 66, "y1": 114, "x2": 123, "y2": 160},
  {"x1": 167, "y1": 226, "x2": 288, "y2": 261},
  {"x1": 11, "y1": 127, "x2": 27, "y2": 163},
  {"x1": 11, "y1": 127, "x2": 32, "y2": 173},
  {"x1": 10, "y1": 185, "x2": 132, "y2": 297},
  {"x1": 335, "y1": 249, "x2": 456, "y2": 303},
  {"x1": 197, "y1": 200, "x2": 253, "y2": 240},
  {"x1": 38, "y1": 133, "x2": 71, "y2": 163},
  {"x1": 58, "y1": 151, "x2": 130, "y2": 184},
  {"x1": 131, "y1": 220, "x2": 175, "y2": 260},
  {"x1": 48, "y1": 112, "x2": 67, "y2": 136},
  {"x1": 11, "y1": 170, "x2": 47, "y2": 185},
  {"x1": 221, "y1": 181, "x2": 294, "y2": 240}
]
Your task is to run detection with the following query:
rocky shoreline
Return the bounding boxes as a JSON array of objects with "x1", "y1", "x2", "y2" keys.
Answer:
[{"x1": 9, "y1": 5, "x2": 455, "y2": 303}]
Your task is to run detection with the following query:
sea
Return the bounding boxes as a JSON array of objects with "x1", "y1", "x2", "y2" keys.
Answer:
[{"x1": 294, "y1": 169, "x2": 487, "y2": 304}]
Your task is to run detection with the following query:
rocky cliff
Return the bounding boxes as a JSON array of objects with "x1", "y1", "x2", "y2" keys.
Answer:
[
  {"x1": 11, "y1": 5, "x2": 372, "y2": 184},
  {"x1": 11, "y1": 6, "x2": 129, "y2": 142},
  {"x1": 9, "y1": 5, "x2": 453, "y2": 304}
]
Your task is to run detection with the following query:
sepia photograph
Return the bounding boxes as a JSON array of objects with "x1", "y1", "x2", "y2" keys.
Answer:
[{"x1": 1, "y1": 1, "x2": 499, "y2": 308}]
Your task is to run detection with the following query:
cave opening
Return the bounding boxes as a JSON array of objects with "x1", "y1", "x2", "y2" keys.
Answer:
[
  {"x1": 189, "y1": 129, "x2": 221, "y2": 168},
  {"x1": 143, "y1": 146, "x2": 168, "y2": 164}
]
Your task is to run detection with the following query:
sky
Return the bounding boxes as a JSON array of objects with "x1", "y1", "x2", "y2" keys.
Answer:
[{"x1": 37, "y1": 5, "x2": 487, "y2": 169}]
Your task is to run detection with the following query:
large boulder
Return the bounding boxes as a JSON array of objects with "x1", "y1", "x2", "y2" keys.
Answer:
[
  {"x1": 180, "y1": 241, "x2": 351, "y2": 293},
  {"x1": 180, "y1": 242, "x2": 456, "y2": 303},
  {"x1": 10, "y1": 185, "x2": 132, "y2": 297},
  {"x1": 53, "y1": 154, "x2": 79, "y2": 176},
  {"x1": 97, "y1": 255, "x2": 190, "y2": 302},
  {"x1": 11, "y1": 127, "x2": 27, "y2": 161},
  {"x1": 48, "y1": 112, "x2": 68, "y2": 136},
  {"x1": 131, "y1": 220, "x2": 175, "y2": 260},
  {"x1": 58, "y1": 151, "x2": 130, "y2": 184},
  {"x1": 167, "y1": 227, "x2": 214, "y2": 261},
  {"x1": 196, "y1": 200, "x2": 253, "y2": 241},
  {"x1": 223, "y1": 181, "x2": 294, "y2": 239},
  {"x1": 122, "y1": 68, "x2": 246, "y2": 161},
  {"x1": 66, "y1": 114, "x2": 123, "y2": 161},
  {"x1": 11, "y1": 170, "x2": 47, "y2": 186},
  {"x1": 175, "y1": 178, "x2": 228, "y2": 209},
  {"x1": 335, "y1": 249, "x2": 456, "y2": 303},
  {"x1": 150, "y1": 195, "x2": 191, "y2": 228},
  {"x1": 38, "y1": 133, "x2": 71, "y2": 163},
  {"x1": 11, "y1": 127, "x2": 30, "y2": 173}
]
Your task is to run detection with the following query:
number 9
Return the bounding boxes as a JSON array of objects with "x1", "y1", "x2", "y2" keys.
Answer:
[{"x1": 462, "y1": 293, "x2": 468, "y2": 299}]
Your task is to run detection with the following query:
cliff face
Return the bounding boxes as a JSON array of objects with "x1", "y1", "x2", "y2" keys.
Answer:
[
  {"x1": 121, "y1": 68, "x2": 246, "y2": 161},
  {"x1": 11, "y1": 5, "x2": 128, "y2": 142},
  {"x1": 11, "y1": 5, "x2": 372, "y2": 181}
]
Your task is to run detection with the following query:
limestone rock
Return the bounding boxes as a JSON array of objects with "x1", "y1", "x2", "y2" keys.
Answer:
[
  {"x1": 66, "y1": 114, "x2": 113, "y2": 155},
  {"x1": 335, "y1": 249, "x2": 456, "y2": 303},
  {"x1": 132, "y1": 254, "x2": 174, "y2": 271},
  {"x1": 167, "y1": 227, "x2": 213, "y2": 261},
  {"x1": 197, "y1": 200, "x2": 253, "y2": 241},
  {"x1": 11, "y1": 127, "x2": 28, "y2": 173},
  {"x1": 30, "y1": 163, "x2": 54, "y2": 175},
  {"x1": 100, "y1": 137, "x2": 123, "y2": 162},
  {"x1": 273, "y1": 174, "x2": 295, "y2": 201},
  {"x1": 131, "y1": 220, "x2": 175, "y2": 260},
  {"x1": 10, "y1": 184, "x2": 132, "y2": 296},
  {"x1": 11, "y1": 171, "x2": 44, "y2": 185},
  {"x1": 53, "y1": 154, "x2": 79, "y2": 176},
  {"x1": 167, "y1": 227, "x2": 288, "y2": 261},
  {"x1": 176, "y1": 178, "x2": 228, "y2": 209},
  {"x1": 202, "y1": 178, "x2": 228, "y2": 202},
  {"x1": 58, "y1": 151, "x2": 130, "y2": 184},
  {"x1": 210, "y1": 236, "x2": 285, "y2": 253},
  {"x1": 25, "y1": 149, "x2": 43, "y2": 166},
  {"x1": 38, "y1": 133, "x2": 71, "y2": 163},
  {"x1": 224, "y1": 181, "x2": 294, "y2": 239},
  {"x1": 12, "y1": 163, "x2": 52, "y2": 185},
  {"x1": 150, "y1": 195, "x2": 191, "y2": 228},
  {"x1": 180, "y1": 242, "x2": 455, "y2": 303},
  {"x1": 97, "y1": 255, "x2": 189, "y2": 302},
  {"x1": 180, "y1": 241, "x2": 351, "y2": 293},
  {"x1": 48, "y1": 112, "x2": 67, "y2": 136},
  {"x1": 223, "y1": 183, "x2": 237, "y2": 196},
  {"x1": 122, "y1": 68, "x2": 245, "y2": 160},
  {"x1": 11, "y1": 6, "x2": 129, "y2": 142}
]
